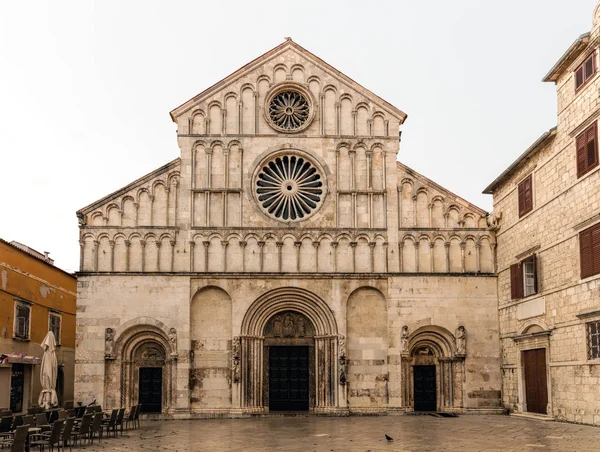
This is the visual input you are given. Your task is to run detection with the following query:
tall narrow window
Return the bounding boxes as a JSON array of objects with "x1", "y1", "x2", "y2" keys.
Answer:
[
  {"x1": 576, "y1": 122, "x2": 598, "y2": 177},
  {"x1": 518, "y1": 174, "x2": 533, "y2": 217},
  {"x1": 14, "y1": 302, "x2": 31, "y2": 339},
  {"x1": 510, "y1": 255, "x2": 538, "y2": 300},
  {"x1": 49, "y1": 313, "x2": 61, "y2": 344},
  {"x1": 575, "y1": 52, "x2": 596, "y2": 91},
  {"x1": 587, "y1": 321, "x2": 600, "y2": 360},
  {"x1": 580, "y1": 222, "x2": 600, "y2": 279}
]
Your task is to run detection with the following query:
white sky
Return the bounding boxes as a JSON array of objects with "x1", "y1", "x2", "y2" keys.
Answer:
[{"x1": 0, "y1": 0, "x2": 596, "y2": 272}]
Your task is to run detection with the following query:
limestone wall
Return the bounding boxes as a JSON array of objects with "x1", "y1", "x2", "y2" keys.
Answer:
[{"x1": 491, "y1": 8, "x2": 600, "y2": 425}]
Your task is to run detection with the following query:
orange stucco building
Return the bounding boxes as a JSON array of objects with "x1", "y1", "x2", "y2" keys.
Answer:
[{"x1": 0, "y1": 239, "x2": 76, "y2": 413}]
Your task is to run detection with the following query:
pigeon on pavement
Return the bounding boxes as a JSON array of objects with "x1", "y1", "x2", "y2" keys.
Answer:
[{"x1": 385, "y1": 434, "x2": 394, "y2": 442}]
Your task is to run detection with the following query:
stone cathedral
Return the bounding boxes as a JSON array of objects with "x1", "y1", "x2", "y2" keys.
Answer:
[{"x1": 75, "y1": 39, "x2": 501, "y2": 417}]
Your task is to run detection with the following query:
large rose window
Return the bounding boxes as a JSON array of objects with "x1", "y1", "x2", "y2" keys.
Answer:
[{"x1": 255, "y1": 154, "x2": 324, "y2": 221}]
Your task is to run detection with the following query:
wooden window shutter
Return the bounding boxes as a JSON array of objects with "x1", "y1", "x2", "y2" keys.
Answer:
[
  {"x1": 585, "y1": 53, "x2": 595, "y2": 79},
  {"x1": 592, "y1": 223, "x2": 600, "y2": 276},
  {"x1": 576, "y1": 66, "x2": 585, "y2": 89},
  {"x1": 518, "y1": 179, "x2": 525, "y2": 216},
  {"x1": 510, "y1": 263, "x2": 523, "y2": 300},
  {"x1": 577, "y1": 131, "x2": 588, "y2": 177},
  {"x1": 518, "y1": 175, "x2": 533, "y2": 217},
  {"x1": 581, "y1": 228, "x2": 594, "y2": 278},
  {"x1": 586, "y1": 123, "x2": 598, "y2": 168}
]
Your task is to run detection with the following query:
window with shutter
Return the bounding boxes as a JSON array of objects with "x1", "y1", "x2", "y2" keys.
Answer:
[
  {"x1": 510, "y1": 255, "x2": 538, "y2": 300},
  {"x1": 49, "y1": 313, "x2": 61, "y2": 344},
  {"x1": 587, "y1": 321, "x2": 600, "y2": 360},
  {"x1": 14, "y1": 303, "x2": 30, "y2": 339},
  {"x1": 510, "y1": 263, "x2": 524, "y2": 300},
  {"x1": 575, "y1": 53, "x2": 596, "y2": 91},
  {"x1": 518, "y1": 174, "x2": 533, "y2": 217},
  {"x1": 580, "y1": 222, "x2": 600, "y2": 279},
  {"x1": 577, "y1": 123, "x2": 599, "y2": 178}
]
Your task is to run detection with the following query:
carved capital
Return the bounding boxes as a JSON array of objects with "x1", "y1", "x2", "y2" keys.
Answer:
[
  {"x1": 109, "y1": 240, "x2": 115, "y2": 248},
  {"x1": 368, "y1": 242, "x2": 376, "y2": 248},
  {"x1": 459, "y1": 242, "x2": 466, "y2": 250},
  {"x1": 350, "y1": 241, "x2": 357, "y2": 248},
  {"x1": 429, "y1": 242, "x2": 435, "y2": 249},
  {"x1": 294, "y1": 241, "x2": 302, "y2": 248},
  {"x1": 93, "y1": 240, "x2": 99, "y2": 247},
  {"x1": 140, "y1": 240, "x2": 146, "y2": 247},
  {"x1": 125, "y1": 240, "x2": 131, "y2": 247},
  {"x1": 312, "y1": 241, "x2": 320, "y2": 248},
  {"x1": 239, "y1": 241, "x2": 247, "y2": 248},
  {"x1": 444, "y1": 242, "x2": 450, "y2": 249},
  {"x1": 276, "y1": 241, "x2": 284, "y2": 248},
  {"x1": 221, "y1": 240, "x2": 229, "y2": 247},
  {"x1": 202, "y1": 240, "x2": 210, "y2": 248},
  {"x1": 189, "y1": 241, "x2": 195, "y2": 247},
  {"x1": 170, "y1": 240, "x2": 176, "y2": 247},
  {"x1": 257, "y1": 241, "x2": 265, "y2": 248},
  {"x1": 331, "y1": 241, "x2": 338, "y2": 248}
]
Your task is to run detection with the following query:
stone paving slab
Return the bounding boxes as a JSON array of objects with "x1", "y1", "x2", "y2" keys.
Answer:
[{"x1": 82, "y1": 415, "x2": 599, "y2": 451}]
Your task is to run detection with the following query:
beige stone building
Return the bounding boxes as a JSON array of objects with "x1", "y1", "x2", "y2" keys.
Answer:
[
  {"x1": 75, "y1": 39, "x2": 502, "y2": 417},
  {"x1": 483, "y1": 3, "x2": 600, "y2": 424}
]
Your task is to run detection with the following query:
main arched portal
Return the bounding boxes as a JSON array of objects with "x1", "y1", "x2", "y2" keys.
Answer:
[{"x1": 239, "y1": 288, "x2": 340, "y2": 414}]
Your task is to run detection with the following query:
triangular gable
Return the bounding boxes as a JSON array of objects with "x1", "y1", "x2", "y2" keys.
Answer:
[
  {"x1": 397, "y1": 161, "x2": 487, "y2": 217},
  {"x1": 169, "y1": 39, "x2": 407, "y2": 123},
  {"x1": 77, "y1": 158, "x2": 180, "y2": 215}
]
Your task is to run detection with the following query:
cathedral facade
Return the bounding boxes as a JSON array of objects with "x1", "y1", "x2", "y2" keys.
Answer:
[{"x1": 75, "y1": 40, "x2": 501, "y2": 417}]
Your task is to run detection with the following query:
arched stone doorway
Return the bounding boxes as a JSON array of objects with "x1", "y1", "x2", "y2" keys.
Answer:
[
  {"x1": 104, "y1": 324, "x2": 176, "y2": 414},
  {"x1": 401, "y1": 326, "x2": 465, "y2": 411},
  {"x1": 237, "y1": 288, "x2": 341, "y2": 414}
]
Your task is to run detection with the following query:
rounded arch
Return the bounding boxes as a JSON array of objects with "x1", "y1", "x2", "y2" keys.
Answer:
[
  {"x1": 241, "y1": 287, "x2": 337, "y2": 337},
  {"x1": 408, "y1": 325, "x2": 456, "y2": 358},
  {"x1": 519, "y1": 320, "x2": 550, "y2": 335}
]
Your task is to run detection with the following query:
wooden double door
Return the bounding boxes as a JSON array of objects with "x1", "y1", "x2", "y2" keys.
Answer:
[
  {"x1": 414, "y1": 365, "x2": 436, "y2": 411},
  {"x1": 269, "y1": 346, "x2": 309, "y2": 411},
  {"x1": 523, "y1": 348, "x2": 548, "y2": 414},
  {"x1": 139, "y1": 367, "x2": 162, "y2": 413}
]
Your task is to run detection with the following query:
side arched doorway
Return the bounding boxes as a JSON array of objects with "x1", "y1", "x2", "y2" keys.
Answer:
[
  {"x1": 104, "y1": 324, "x2": 176, "y2": 414},
  {"x1": 238, "y1": 288, "x2": 341, "y2": 414},
  {"x1": 401, "y1": 326, "x2": 465, "y2": 412}
]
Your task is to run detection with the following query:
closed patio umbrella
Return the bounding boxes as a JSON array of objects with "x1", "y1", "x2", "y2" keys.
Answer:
[{"x1": 38, "y1": 331, "x2": 58, "y2": 409}]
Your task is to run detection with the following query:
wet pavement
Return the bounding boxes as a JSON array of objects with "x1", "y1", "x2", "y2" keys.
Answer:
[{"x1": 82, "y1": 414, "x2": 599, "y2": 451}]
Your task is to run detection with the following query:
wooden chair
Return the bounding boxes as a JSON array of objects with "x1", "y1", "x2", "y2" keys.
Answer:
[
  {"x1": 101, "y1": 409, "x2": 118, "y2": 438},
  {"x1": 30, "y1": 419, "x2": 63, "y2": 452},
  {"x1": 71, "y1": 414, "x2": 92, "y2": 447},
  {"x1": 89, "y1": 413, "x2": 103, "y2": 444},
  {"x1": 123, "y1": 406, "x2": 137, "y2": 431},
  {"x1": 114, "y1": 408, "x2": 126, "y2": 436},
  {"x1": 34, "y1": 413, "x2": 50, "y2": 433},
  {"x1": 22, "y1": 416, "x2": 35, "y2": 427},
  {"x1": 0, "y1": 424, "x2": 29, "y2": 452},
  {"x1": 0, "y1": 416, "x2": 13, "y2": 434},
  {"x1": 59, "y1": 418, "x2": 75, "y2": 452},
  {"x1": 133, "y1": 404, "x2": 141, "y2": 429}
]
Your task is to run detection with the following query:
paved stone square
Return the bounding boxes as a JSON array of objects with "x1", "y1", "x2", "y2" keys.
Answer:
[{"x1": 81, "y1": 415, "x2": 598, "y2": 451}]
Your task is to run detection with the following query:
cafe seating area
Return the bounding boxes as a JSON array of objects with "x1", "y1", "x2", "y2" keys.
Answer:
[{"x1": 0, "y1": 405, "x2": 141, "y2": 451}]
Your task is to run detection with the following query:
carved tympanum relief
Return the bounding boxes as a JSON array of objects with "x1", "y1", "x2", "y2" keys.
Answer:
[{"x1": 264, "y1": 311, "x2": 314, "y2": 337}]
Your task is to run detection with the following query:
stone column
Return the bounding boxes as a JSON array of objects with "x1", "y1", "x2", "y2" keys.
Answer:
[
  {"x1": 189, "y1": 241, "x2": 195, "y2": 272},
  {"x1": 140, "y1": 239, "x2": 146, "y2": 272},
  {"x1": 203, "y1": 240, "x2": 210, "y2": 272},
  {"x1": 125, "y1": 240, "x2": 131, "y2": 271}
]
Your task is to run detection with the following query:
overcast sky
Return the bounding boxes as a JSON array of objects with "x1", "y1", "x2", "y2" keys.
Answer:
[{"x1": 1, "y1": 0, "x2": 597, "y2": 272}]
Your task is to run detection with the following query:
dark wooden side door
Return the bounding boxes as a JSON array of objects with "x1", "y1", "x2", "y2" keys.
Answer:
[
  {"x1": 523, "y1": 348, "x2": 548, "y2": 414},
  {"x1": 414, "y1": 365, "x2": 436, "y2": 411},
  {"x1": 269, "y1": 346, "x2": 309, "y2": 411},
  {"x1": 139, "y1": 367, "x2": 162, "y2": 413}
]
